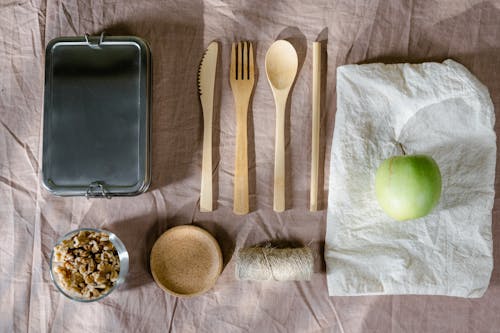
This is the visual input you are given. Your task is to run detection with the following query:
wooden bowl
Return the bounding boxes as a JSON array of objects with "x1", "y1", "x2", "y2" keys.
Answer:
[{"x1": 150, "y1": 225, "x2": 223, "y2": 297}]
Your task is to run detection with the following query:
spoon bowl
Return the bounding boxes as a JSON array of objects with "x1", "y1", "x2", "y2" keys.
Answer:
[
  {"x1": 265, "y1": 40, "x2": 299, "y2": 212},
  {"x1": 265, "y1": 40, "x2": 298, "y2": 90}
]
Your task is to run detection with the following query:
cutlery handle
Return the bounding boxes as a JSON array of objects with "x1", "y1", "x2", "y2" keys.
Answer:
[
  {"x1": 274, "y1": 98, "x2": 286, "y2": 212},
  {"x1": 234, "y1": 100, "x2": 249, "y2": 215},
  {"x1": 310, "y1": 42, "x2": 321, "y2": 211},
  {"x1": 200, "y1": 112, "x2": 213, "y2": 212}
]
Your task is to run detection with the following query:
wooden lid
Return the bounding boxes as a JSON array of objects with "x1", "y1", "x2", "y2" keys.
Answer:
[{"x1": 150, "y1": 225, "x2": 223, "y2": 297}]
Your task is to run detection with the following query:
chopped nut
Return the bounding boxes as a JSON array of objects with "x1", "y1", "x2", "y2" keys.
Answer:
[{"x1": 110, "y1": 270, "x2": 118, "y2": 282}]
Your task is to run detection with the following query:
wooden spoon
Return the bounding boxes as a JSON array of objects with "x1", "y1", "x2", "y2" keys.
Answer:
[{"x1": 265, "y1": 40, "x2": 298, "y2": 212}]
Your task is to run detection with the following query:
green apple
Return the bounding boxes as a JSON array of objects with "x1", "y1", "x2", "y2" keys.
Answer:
[{"x1": 375, "y1": 154, "x2": 442, "y2": 221}]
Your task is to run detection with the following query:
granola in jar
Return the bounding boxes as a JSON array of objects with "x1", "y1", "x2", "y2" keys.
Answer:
[{"x1": 52, "y1": 230, "x2": 120, "y2": 299}]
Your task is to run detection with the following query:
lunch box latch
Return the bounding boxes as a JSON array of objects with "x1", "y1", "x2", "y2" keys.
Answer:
[
  {"x1": 85, "y1": 181, "x2": 111, "y2": 199},
  {"x1": 84, "y1": 32, "x2": 105, "y2": 49}
]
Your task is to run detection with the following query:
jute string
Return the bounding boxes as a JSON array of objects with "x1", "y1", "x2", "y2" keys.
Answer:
[{"x1": 236, "y1": 244, "x2": 313, "y2": 281}]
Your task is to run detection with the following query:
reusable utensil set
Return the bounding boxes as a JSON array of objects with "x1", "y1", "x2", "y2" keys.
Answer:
[{"x1": 198, "y1": 40, "x2": 323, "y2": 214}]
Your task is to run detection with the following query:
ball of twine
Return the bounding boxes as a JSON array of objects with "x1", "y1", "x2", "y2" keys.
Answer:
[{"x1": 236, "y1": 243, "x2": 313, "y2": 281}]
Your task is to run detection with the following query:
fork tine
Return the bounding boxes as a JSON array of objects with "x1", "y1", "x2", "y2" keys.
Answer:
[
  {"x1": 238, "y1": 41, "x2": 243, "y2": 80},
  {"x1": 242, "y1": 41, "x2": 248, "y2": 80},
  {"x1": 231, "y1": 43, "x2": 236, "y2": 80},
  {"x1": 249, "y1": 42, "x2": 253, "y2": 79}
]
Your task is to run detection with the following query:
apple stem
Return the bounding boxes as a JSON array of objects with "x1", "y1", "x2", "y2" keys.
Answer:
[{"x1": 398, "y1": 142, "x2": 407, "y2": 156}]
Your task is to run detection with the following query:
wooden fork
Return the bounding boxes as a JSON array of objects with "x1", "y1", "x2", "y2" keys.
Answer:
[{"x1": 230, "y1": 41, "x2": 255, "y2": 215}]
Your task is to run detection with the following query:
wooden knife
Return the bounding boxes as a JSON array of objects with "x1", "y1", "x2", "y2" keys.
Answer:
[{"x1": 198, "y1": 42, "x2": 218, "y2": 212}]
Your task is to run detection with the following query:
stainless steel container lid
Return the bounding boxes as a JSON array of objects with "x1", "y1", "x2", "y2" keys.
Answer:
[{"x1": 42, "y1": 33, "x2": 151, "y2": 197}]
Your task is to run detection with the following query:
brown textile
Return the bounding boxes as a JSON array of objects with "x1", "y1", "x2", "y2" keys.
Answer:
[{"x1": 1, "y1": 0, "x2": 500, "y2": 332}]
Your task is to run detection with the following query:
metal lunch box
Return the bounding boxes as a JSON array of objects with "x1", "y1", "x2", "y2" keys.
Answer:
[{"x1": 42, "y1": 33, "x2": 151, "y2": 198}]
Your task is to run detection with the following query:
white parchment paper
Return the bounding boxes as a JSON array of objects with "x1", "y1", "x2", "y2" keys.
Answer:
[{"x1": 325, "y1": 60, "x2": 496, "y2": 297}]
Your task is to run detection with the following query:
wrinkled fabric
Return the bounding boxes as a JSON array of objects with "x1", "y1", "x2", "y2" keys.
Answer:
[
  {"x1": 326, "y1": 60, "x2": 496, "y2": 297},
  {"x1": 1, "y1": 0, "x2": 500, "y2": 332}
]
